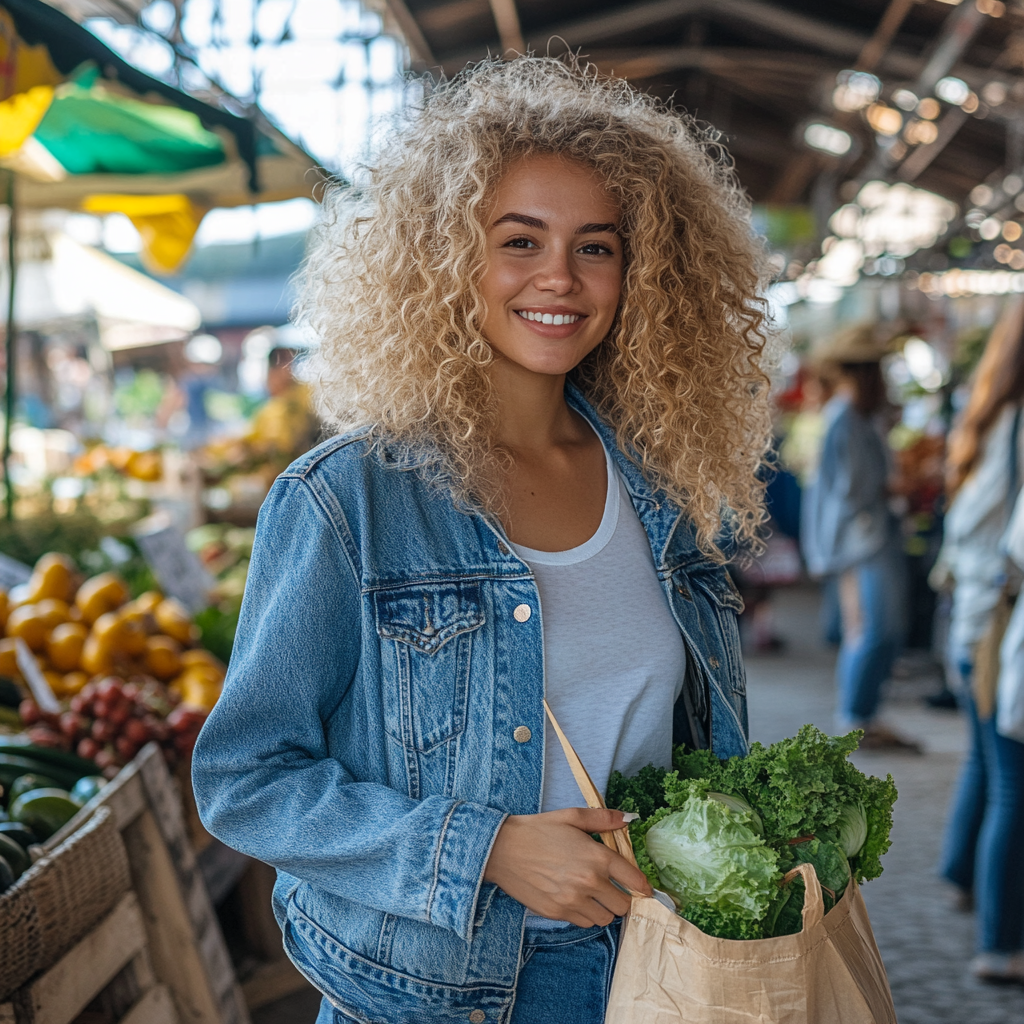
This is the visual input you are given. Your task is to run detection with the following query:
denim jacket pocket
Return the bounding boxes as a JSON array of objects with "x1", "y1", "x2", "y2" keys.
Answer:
[{"x1": 374, "y1": 581, "x2": 484, "y2": 754}]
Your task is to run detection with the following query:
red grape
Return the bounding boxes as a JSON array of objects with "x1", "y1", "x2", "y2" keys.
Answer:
[
  {"x1": 91, "y1": 719, "x2": 115, "y2": 743},
  {"x1": 59, "y1": 712, "x2": 84, "y2": 740},
  {"x1": 77, "y1": 737, "x2": 100, "y2": 760},
  {"x1": 19, "y1": 699, "x2": 40, "y2": 725}
]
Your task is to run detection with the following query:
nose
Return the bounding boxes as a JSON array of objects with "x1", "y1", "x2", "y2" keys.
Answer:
[{"x1": 533, "y1": 244, "x2": 578, "y2": 295}]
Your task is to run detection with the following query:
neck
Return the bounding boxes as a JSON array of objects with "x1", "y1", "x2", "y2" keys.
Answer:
[{"x1": 488, "y1": 357, "x2": 579, "y2": 452}]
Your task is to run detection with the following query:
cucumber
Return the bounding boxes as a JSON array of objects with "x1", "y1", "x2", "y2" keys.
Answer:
[
  {"x1": 0, "y1": 739, "x2": 96, "y2": 778},
  {"x1": 10, "y1": 789, "x2": 80, "y2": 841},
  {"x1": 9, "y1": 774, "x2": 62, "y2": 804},
  {"x1": 0, "y1": 754, "x2": 80, "y2": 793},
  {"x1": 0, "y1": 678, "x2": 22, "y2": 709},
  {"x1": 0, "y1": 854, "x2": 13, "y2": 894},
  {"x1": 0, "y1": 822, "x2": 38, "y2": 849},
  {"x1": 70, "y1": 776, "x2": 107, "y2": 807},
  {"x1": 0, "y1": 832, "x2": 28, "y2": 878}
]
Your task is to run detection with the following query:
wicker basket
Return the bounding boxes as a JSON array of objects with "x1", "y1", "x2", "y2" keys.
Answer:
[{"x1": 0, "y1": 805, "x2": 131, "y2": 998}]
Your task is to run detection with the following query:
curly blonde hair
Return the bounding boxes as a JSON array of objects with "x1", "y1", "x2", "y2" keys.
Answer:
[{"x1": 299, "y1": 56, "x2": 772, "y2": 556}]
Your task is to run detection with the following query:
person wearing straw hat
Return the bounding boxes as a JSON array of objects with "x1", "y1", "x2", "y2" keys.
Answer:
[{"x1": 801, "y1": 324, "x2": 919, "y2": 751}]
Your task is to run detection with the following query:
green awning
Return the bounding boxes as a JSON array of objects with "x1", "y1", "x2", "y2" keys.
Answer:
[{"x1": 35, "y1": 70, "x2": 226, "y2": 177}]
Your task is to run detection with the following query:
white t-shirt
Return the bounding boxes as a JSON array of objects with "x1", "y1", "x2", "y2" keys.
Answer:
[{"x1": 510, "y1": 439, "x2": 687, "y2": 816}]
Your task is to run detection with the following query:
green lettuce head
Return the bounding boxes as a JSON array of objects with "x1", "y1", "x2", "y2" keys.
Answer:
[{"x1": 642, "y1": 782, "x2": 780, "y2": 939}]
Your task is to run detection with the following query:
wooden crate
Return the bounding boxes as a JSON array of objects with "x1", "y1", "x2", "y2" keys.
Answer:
[
  {"x1": 41, "y1": 744, "x2": 251, "y2": 1024},
  {"x1": 2, "y1": 893, "x2": 177, "y2": 1024}
]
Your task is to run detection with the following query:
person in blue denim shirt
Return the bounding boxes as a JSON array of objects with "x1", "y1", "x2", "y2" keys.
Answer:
[
  {"x1": 800, "y1": 326, "x2": 917, "y2": 752},
  {"x1": 193, "y1": 58, "x2": 772, "y2": 1024}
]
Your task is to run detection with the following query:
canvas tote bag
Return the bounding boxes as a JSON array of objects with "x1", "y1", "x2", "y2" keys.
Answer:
[{"x1": 543, "y1": 703, "x2": 897, "y2": 1024}]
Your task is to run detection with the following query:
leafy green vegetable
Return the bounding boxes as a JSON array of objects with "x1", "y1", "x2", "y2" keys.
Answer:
[
  {"x1": 835, "y1": 804, "x2": 868, "y2": 859},
  {"x1": 642, "y1": 780, "x2": 781, "y2": 940},
  {"x1": 609, "y1": 725, "x2": 898, "y2": 941},
  {"x1": 674, "y1": 725, "x2": 897, "y2": 883}
]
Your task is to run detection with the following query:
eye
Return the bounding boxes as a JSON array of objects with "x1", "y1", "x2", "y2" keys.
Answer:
[
  {"x1": 503, "y1": 236, "x2": 537, "y2": 249},
  {"x1": 578, "y1": 241, "x2": 615, "y2": 256}
]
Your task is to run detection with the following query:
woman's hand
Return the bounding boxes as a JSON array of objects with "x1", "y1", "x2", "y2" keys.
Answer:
[{"x1": 483, "y1": 808, "x2": 654, "y2": 927}]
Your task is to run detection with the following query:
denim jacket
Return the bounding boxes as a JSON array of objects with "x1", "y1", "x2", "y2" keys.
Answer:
[{"x1": 192, "y1": 386, "x2": 749, "y2": 1023}]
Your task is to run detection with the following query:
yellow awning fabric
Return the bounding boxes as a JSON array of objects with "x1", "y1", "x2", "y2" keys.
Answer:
[
  {"x1": 82, "y1": 192, "x2": 207, "y2": 275},
  {"x1": 0, "y1": 84, "x2": 53, "y2": 156}
]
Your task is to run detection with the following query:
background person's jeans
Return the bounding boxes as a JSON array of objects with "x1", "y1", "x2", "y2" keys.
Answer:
[
  {"x1": 940, "y1": 667, "x2": 1024, "y2": 954},
  {"x1": 835, "y1": 545, "x2": 905, "y2": 727},
  {"x1": 321, "y1": 920, "x2": 620, "y2": 1023}
]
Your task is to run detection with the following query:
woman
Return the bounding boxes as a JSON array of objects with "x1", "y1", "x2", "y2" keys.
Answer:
[
  {"x1": 937, "y1": 297, "x2": 1024, "y2": 983},
  {"x1": 193, "y1": 58, "x2": 771, "y2": 1023},
  {"x1": 800, "y1": 327, "x2": 914, "y2": 750}
]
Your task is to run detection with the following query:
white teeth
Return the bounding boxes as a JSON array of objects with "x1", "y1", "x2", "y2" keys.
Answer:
[{"x1": 516, "y1": 311, "x2": 580, "y2": 324}]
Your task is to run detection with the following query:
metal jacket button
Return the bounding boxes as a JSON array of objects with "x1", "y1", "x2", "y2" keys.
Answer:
[
  {"x1": 469, "y1": 1012, "x2": 486, "y2": 1023},
  {"x1": 513, "y1": 726, "x2": 532, "y2": 743},
  {"x1": 708, "y1": 655, "x2": 720, "y2": 668},
  {"x1": 513, "y1": 604, "x2": 531, "y2": 622}
]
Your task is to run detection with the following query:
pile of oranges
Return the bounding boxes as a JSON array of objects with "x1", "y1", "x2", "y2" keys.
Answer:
[{"x1": 0, "y1": 553, "x2": 225, "y2": 712}]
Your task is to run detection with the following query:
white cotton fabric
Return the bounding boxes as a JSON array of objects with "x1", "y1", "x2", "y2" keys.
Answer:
[{"x1": 510, "y1": 440, "x2": 687, "y2": 815}]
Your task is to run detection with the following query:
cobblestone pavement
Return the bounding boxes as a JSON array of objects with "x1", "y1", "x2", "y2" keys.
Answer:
[{"x1": 748, "y1": 585, "x2": 1024, "y2": 1024}]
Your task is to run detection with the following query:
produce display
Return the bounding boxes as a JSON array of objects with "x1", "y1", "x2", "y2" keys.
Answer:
[
  {"x1": 0, "y1": 734, "x2": 107, "y2": 891},
  {"x1": 0, "y1": 553, "x2": 226, "y2": 789},
  {"x1": 606, "y1": 725, "x2": 898, "y2": 940}
]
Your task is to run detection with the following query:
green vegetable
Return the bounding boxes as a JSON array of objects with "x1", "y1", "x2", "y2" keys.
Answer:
[
  {"x1": 9, "y1": 788, "x2": 80, "y2": 840},
  {"x1": 0, "y1": 821, "x2": 38, "y2": 849},
  {"x1": 70, "y1": 776, "x2": 107, "y2": 807},
  {"x1": 640, "y1": 780, "x2": 780, "y2": 940},
  {"x1": 9, "y1": 774, "x2": 62, "y2": 804},
  {"x1": 0, "y1": 853, "x2": 14, "y2": 893},
  {"x1": 674, "y1": 725, "x2": 897, "y2": 883},
  {"x1": 611, "y1": 725, "x2": 898, "y2": 941},
  {"x1": 835, "y1": 804, "x2": 868, "y2": 859},
  {"x1": 0, "y1": 831, "x2": 29, "y2": 879}
]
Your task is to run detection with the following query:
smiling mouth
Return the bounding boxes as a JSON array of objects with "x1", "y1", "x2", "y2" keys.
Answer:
[{"x1": 515, "y1": 310, "x2": 583, "y2": 325}]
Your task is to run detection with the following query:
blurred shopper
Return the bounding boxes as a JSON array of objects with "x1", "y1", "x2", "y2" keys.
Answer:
[
  {"x1": 801, "y1": 326, "x2": 916, "y2": 750},
  {"x1": 192, "y1": 58, "x2": 772, "y2": 1024},
  {"x1": 246, "y1": 346, "x2": 319, "y2": 459},
  {"x1": 936, "y1": 297, "x2": 1024, "y2": 982}
]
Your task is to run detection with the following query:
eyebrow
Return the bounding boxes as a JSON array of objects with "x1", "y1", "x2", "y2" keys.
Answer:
[{"x1": 492, "y1": 213, "x2": 618, "y2": 234}]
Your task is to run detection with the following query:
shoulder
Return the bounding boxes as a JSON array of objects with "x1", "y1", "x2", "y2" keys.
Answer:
[{"x1": 278, "y1": 426, "x2": 377, "y2": 483}]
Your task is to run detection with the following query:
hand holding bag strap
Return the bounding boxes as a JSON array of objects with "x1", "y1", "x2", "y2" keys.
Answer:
[{"x1": 542, "y1": 700, "x2": 639, "y2": 869}]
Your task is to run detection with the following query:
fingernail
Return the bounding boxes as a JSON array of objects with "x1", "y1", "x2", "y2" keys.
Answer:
[{"x1": 620, "y1": 812, "x2": 639, "y2": 823}]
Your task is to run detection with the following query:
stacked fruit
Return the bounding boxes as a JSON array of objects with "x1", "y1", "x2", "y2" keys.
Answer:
[{"x1": 0, "y1": 553, "x2": 226, "y2": 711}]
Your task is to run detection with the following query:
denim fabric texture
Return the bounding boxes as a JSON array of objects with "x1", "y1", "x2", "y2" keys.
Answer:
[
  {"x1": 801, "y1": 394, "x2": 894, "y2": 578},
  {"x1": 319, "y1": 921, "x2": 620, "y2": 1024},
  {"x1": 834, "y1": 541, "x2": 906, "y2": 726},
  {"x1": 192, "y1": 385, "x2": 749, "y2": 1022},
  {"x1": 941, "y1": 664, "x2": 1024, "y2": 954}
]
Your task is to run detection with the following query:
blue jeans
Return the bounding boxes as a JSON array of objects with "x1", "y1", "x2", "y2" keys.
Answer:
[
  {"x1": 835, "y1": 547, "x2": 905, "y2": 726},
  {"x1": 940, "y1": 671, "x2": 1024, "y2": 954},
  {"x1": 319, "y1": 920, "x2": 619, "y2": 1023}
]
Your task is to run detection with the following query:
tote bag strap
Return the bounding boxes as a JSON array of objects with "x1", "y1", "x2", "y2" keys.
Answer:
[{"x1": 542, "y1": 700, "x2": 638, "y2": 869}]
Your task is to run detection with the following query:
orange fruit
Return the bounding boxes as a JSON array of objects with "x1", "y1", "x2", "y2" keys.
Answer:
[
  {"x1": 0, "y1": 637, "x2": 20, "y2": 676},
  {"x1": 144, "y1": 635, "x2": 182, "y2": 680},
  {"x1": 180, "y1": 648, "x2": 226, "y2": 677},
  {"x1": 34, "y1": 598, "x2": 71, "y2": 630},
  {"x1": 47, "y1": 621, "x2": 88, "y2": 672},
  {"x1": 125, "y1": 450, "x2": 162, "y2": 482},
  {"x1": 5, "y1": 605, "x2": 48, "y2": 651},
  {"x1": 154, "y1": 598, "x2": 198, "y2": 646},
  {"x1": 75, "y1": 572, "x2": 130, "y2": 625},
  {"x1": 60, "y1": 671, "x2": 89, "y2": 696},
  {"x1": 80, "y1": 633, "x2": 114, "y2": 676},
  {"x1": 27, "y1": 553, "x2": 77, "y2": 602},
  {"x1": 116, "y1": 609, "x2": 149, "y2": 655}
]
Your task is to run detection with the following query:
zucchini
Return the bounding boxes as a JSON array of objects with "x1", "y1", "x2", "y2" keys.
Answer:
[
  {"x1": 9, "y1": 774, "x2": 62, "y2": 804},
  {"x1": 0, "y1": 754, "x2": 81, "y2": 793},
  {"x1": 0, "y1": 678, "x2": 22, "y2": 709},
  {"x1": 0, "y1": 740, "x2": 95, "y2": 778},
  {"x1": 10, "y1": 789, "x2": 80, "y2": 841},
  {"x1": 0, "y1": 821, "x2": 38, "y2": 849},
  {"x1": 0, "y1": 854, "x2": 13, "y2": 894},
  {"x1": 0, "y1": 832, "x2": 28, "y2": 878}
]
